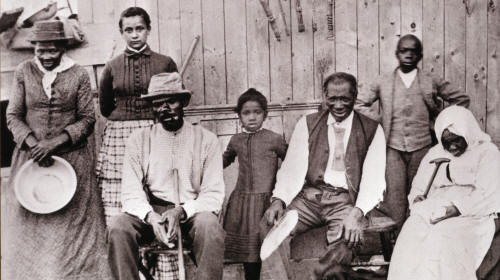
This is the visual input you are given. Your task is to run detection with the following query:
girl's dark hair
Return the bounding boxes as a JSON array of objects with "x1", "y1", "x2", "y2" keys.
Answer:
[
  {"x1": 235, "y1": 88, "x2": 268, "y2": 114},
  {"x1": 119, "y1": 7, "x2": 151, "y2": 31}
]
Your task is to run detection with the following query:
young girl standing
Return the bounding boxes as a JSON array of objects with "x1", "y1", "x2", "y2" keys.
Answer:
[{"x1": 223, "y1": 89, "x2": 287, "y2": 280}]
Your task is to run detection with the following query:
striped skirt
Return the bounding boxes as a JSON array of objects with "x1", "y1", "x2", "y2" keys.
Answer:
[
  {"x1": 96, "y1": 120, "x2": 154, "y2": 222},
  {"x1": 96, "y1": 120, "x2": 181, "y2": 280}
]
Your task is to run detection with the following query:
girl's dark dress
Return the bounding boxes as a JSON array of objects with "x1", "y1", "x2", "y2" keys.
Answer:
[{"x1": 223, "y1": 128, "x2": 287, "y2": 262}]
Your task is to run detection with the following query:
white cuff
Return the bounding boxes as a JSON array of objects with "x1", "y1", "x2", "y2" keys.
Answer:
[{"x1": 182, "y1": 202, "x2": 196, "y2": 219}]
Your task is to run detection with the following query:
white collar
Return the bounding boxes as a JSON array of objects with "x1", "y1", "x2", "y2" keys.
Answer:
[
  {"x1": 327, "y1": 111, "x2": 354, "y2": 128},
  {"x1": 127, "y1": 44, "x2": 148, "y2": 54},
  {"x1": 242, "y1": 126, "x2": 263, "y2": 134},
  {"x1": 34, "y1": 54, "x2": 75, "y2": 99},
  {"x1": 397, "y1": 68, "x2": 418, "y2": 88}
]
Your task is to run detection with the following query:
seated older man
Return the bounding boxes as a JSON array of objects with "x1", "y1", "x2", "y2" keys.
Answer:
[
  {"x1": 261, "y1": 72, "x2": 387, "y2": 279},
  {"x1": 106, "y1": 72, "x2": 225, "y2": 280}
]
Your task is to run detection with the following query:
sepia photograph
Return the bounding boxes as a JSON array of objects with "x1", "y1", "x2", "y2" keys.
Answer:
[{"x1": 0, "y1": 0, "x2": 499, "y2": 279}]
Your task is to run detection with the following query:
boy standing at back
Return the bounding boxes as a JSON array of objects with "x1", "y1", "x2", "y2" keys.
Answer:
[{"x1": 355, "y1": 34, "x2": 469, "y2": 229}]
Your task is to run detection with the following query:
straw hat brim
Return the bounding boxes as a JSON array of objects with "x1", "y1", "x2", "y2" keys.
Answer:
[
  {"x1": 28, "y1": 37, "x2": 72, "y2": 43},
  {"x1": 141, "y1": 90, "x2": 192, "y2": 106},
  {"x1": 14, "y1": 156, "x2": 77, "y2": 214}
]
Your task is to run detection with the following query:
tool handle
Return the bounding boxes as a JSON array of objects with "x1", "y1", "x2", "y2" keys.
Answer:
[
  {"x1": 327, "y1": 0, "x2": 334, "y2": 40},
  {"x1": 180, "y1": 36, "x2": 200, "y2": 77},
  {"x1": 295, "y1": 0, "x2": 305, "y2": 32},
  {"x1": 172, "y1": 169, "x2": 186, "y2": 280},
  {"x1": 259, "y1": 0, "x2": 281, "y2": 41},
  {"x1": 277, "y1": 0, "x2": 290, "y2": 36},
  {"x1": 422, "y1": 163, "x2": 441, "y2": 198}
]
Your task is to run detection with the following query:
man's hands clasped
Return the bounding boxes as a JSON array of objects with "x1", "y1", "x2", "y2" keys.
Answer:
[{"x1": 146, "y1": 206, "x2": 186, "y2": 245}]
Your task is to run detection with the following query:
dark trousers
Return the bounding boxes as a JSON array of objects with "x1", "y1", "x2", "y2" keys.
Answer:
[
  {"x1": 107, "y1": 212, "x2": 225, "y2": 280},
  {"x1": 260, "y1": 187, "x2": 354, "y2": 280},
  {"x1": 379, "y1": 146, "x2": 430, "y2": 229}
]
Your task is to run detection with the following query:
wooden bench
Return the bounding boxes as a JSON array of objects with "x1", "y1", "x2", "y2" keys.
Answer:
[{"x1": 289, "y1": 211, "x2": 396, "y2": 279}]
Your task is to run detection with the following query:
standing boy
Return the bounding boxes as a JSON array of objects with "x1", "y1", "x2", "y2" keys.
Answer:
[{"x1": 355, "y1": 34, "x2": 470, "y2": 229}]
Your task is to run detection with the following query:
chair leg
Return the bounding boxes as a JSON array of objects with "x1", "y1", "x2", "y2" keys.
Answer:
[
  {"x1": 139, "y1": 261, "x2": 155, "y2": 280},
  {"x1": 379, "y1": 232, "x2": 394, "y2": 262}
]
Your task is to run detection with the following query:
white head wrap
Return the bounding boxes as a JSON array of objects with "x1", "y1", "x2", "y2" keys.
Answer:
[
  {"x1": 434, "y1": 105, "x2": 491, "y2": 150},
  {"x1": 34, "y1": 54, "x2": 75, "y2": 99}
]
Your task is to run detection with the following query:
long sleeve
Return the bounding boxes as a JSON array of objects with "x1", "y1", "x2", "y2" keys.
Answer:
[
  {"x1": 182, "y1": 133, "x2": 225, "y2": 218},
  {"x1": 63, "y1": 70, "x2": 96, "y2": 144},
  {"x1": 355, "y1": 79, "x2": 382, "y2": 122},
  {"x1": 166, "y1": 58, "x2": 178, "y2": 73},
  {"x1": 121, "y1": 131, "x2": 153, "y2": 220},
  {"x1": 355, "y1": 125, "x2": 387, "y2": 215},
  {"x1": 275, "y1": 135, "x2": 288, "y2": 160},
  {"x1": 6, "y1": 65, "x2": 33, "y2": 146},
  {"x1": 452, "y1": 146, "x2": 500, "y2": 217},
  {"x1": 223, "y1": 136, "x2": 237, "y2": 168},
  {"x1": 434, "y1": 76, "x2": 470, "y2": 109},
  {"x1": 98, "y1": 63, "x2": 115, "y2": 118},
  {"x1": 272, "y1": 116, "x2": 309, "y2": 206}
]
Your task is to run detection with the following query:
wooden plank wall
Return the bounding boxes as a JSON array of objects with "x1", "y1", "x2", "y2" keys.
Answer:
[{"x1": 1, "y1": 0, "x2": 499, "y2": 145}]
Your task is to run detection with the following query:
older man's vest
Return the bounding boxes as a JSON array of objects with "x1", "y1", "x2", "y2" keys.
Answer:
[{"x1": 305, "y1": 110, "x2": 379, "y2": 204}]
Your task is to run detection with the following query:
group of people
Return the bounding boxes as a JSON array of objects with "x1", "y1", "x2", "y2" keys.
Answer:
[{"x1": 2, "y1": 5, "x2": 499, "y2": 280}]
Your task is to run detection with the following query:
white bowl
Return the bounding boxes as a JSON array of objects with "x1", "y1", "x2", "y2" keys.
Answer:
[
  {"x1": 14, "y1": 156, "x2": 77, "y2": 214},
  {"x1": 260, "y1": 210, "x2": 299, "y2": 260}
]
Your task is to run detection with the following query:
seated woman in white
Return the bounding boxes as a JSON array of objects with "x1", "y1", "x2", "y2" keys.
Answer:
[{"x1": 388, "y1": 105, "x2": 500, "y2": 280}]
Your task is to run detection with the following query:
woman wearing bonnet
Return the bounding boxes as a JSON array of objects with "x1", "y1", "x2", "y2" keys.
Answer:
[
  {"x1": 4, "y1": 20, "x2": 111, "y2": 279},
  {"x1": 388, "y1": 105, "x2": 500, "y2": 280}
]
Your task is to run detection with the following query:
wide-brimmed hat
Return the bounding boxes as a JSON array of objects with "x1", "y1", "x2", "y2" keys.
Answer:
[
  {"x1": 14, "y1": 156, "x2": 77, "y2": 214},
  {"x1": 141, "y1": 72, "x2": 191, "y2": 107},
  {"x1": 29, "y1": 20, "x2": 72, "y2": 43}
]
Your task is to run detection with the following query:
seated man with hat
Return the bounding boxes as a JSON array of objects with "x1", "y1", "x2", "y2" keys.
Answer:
[{"x1": 107, "y1": 72, "x2": 225, "y2": 280}]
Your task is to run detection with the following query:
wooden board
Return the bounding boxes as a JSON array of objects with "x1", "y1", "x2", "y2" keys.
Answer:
[
  {"x1": 282, "y1": 108, "x2": 316, "y2": 141},
  {"x1": 422, "y1": 0, "x2": 444, "y2": 76},
  {"x1": 401, "y1": 0, "x2": 423, "y2": 70},
  {"x1": 202, "y1": 0, "x2": 227, "y2": 105},
  {"x1": 313, "y1": 0, "x2": 335, "y2": 100},
  {"x1": 68, "y1": 24, "x2": 117, "y2": 66},
  {"x1": 401, "y1": 0, "x2": 422, "y2": 39},
  {"x1": 224, "y1": 0, "x2": 248, "y2": 104},
  {"x1": 215, "y1": 118, "x2": 239, "y2": 136},
  {"x1": 158, "y1": 0, "x2": 182, "y2": 65},
  {"x1": 180, "y1": 0, "x2": 205, "y2": 106},
  {"x1": 77, "y1": 0, "x2": 93, "y2": 24},
  {"x1": 0, "y1": 71, "x2": 14, "y2": 101},
  {"x1": 487, "y1": 0, "x2": 500, "y2": 146},
  {"x1": 92, "y1": 0, "x2": 115, "y2": 24},
  {"x1": 444, "y1": 0, "x2": 466, "y2": 91},
  {"x1": 135, "y1": 0, "x2": 160, "y2": 52},
  {"x1": 335, "y1": 0, "x2": 357, "y2": 75},
  {"x1": 269, "y1": 0, "x2": 293, "y2": 103},
  {"x1": 379, "y1": 0, "x2": 400, "y2": 74},
  {"x1": 465, "y1": 0, "x2": 488, "y2": 128},
  {"x1": 357, "y1": 0, "x2": 380, "y2": 116},
  {"x1": 112, "y1": 0, "x2": 136, "y2": 56},
  {"x1": 291, "y1": 0, "x2": 314, "y2": 102},
  {"x1": 246, "y1": 0, "x2": 271, "y2": 100}
]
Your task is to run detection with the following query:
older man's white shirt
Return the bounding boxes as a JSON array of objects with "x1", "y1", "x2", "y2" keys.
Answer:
[{"x1": 272, "y1": 112, "x2": 387, "y2": 215}]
